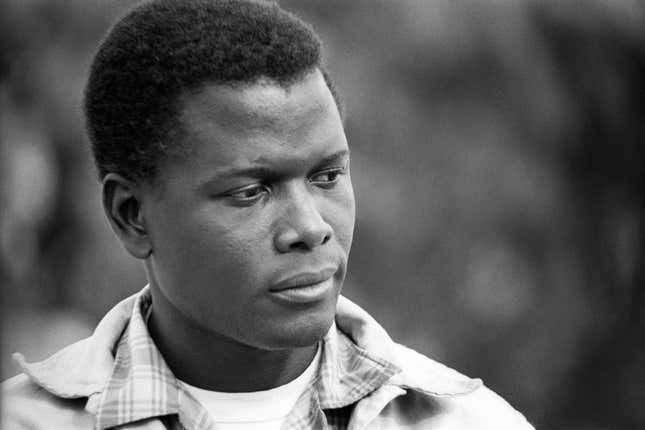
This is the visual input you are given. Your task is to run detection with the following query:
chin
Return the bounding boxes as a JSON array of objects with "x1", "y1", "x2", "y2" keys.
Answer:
[{"x1": 255, "y1": 311, "x2": 335, "y2": 350}]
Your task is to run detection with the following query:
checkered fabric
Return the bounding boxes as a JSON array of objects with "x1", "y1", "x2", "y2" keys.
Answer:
[{"x1": 95, "y1": 289, "x2": 400, "y2": 430}]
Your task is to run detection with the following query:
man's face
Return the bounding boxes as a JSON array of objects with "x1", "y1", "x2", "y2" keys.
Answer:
[{"x1": 142, "y1": 70, "x2": 355, "y2": 350}]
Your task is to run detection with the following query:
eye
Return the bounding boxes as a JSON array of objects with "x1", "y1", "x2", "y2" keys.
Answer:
[
  {"x1": 309, "y1": 167, "x2": 346, "y2": 187},
  {"x1": 225, "y1": 184, "x2": 270, "y2": 204}
]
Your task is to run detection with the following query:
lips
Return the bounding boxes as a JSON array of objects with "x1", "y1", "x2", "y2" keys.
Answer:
[
  {"x1": 270, "y1": 267, "x2": 338, "y2": 292},
  {"x1": 268, "y1": 267, "x2": 338, "y2": 304}
]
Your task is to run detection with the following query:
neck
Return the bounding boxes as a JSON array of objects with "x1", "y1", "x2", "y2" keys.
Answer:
[{"x1": 147, "y1": 285, "x2": 318, "y2": 392}]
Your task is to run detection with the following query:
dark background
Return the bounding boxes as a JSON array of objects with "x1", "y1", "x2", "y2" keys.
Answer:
[{"x1": 2, "y1": 1, "x2": 645, "y2": 428}]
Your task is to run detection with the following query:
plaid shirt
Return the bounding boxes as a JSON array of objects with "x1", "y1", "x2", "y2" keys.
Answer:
[
  {"x1": 6, "y1": 288, "x2": 535, "y2": 429},
  {"x1": 95, "y1": 288, "x2": 400, "y2": 430}
]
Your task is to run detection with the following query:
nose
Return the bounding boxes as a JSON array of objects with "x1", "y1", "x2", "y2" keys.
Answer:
[{"x1": 274, "y1": 185, "x2": 333, "y2": 253}]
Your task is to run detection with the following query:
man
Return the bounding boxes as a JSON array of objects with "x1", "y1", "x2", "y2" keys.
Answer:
[{"x1": 2, "y1": 1, "x2": 534, "y2": 428}]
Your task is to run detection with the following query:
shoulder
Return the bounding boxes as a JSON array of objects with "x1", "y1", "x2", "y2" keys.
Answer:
[
  {"x1": 445, "y1": 383, "x2": 535, "y2": 429},
  {"x1": 2, "y1": 373, "x2": 93, "y2": 430},
  {"x1": 382, "y1": 344, "x2": 534, "y2": 429},
  {"x1": 334, "y1": 296, "x2": 534, "y2": 429},
  {"x1": 377, "y1": 383, "x2": 534, "y2": 430},
  {"x1": 0, "y1": 290, "x2": 141, "y2": 429}
]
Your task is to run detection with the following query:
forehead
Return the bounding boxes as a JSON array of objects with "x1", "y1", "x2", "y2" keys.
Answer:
[
  {"x1": 155, "y1": 70, "x2": 346, "y2": 187},
  {"x1": 179, "y1": 71, "x2": 336, "y2": 141},
  {"x1": 173, "y1": 70, "x2": 344, "y2": 166}
]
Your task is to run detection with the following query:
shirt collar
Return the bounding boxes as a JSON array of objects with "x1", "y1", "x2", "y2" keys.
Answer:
[
  {"x1": 335, "y1": 295, "x2": 482, "y2": 397},
  {"x1": 94, "y1": 287, "x2": 400, "y2": 429},
  {"x1": 94, "y1": 288, "x2": 180, "y2": 429},
  {"x1": 14, "y1": 286, "x2": 481, "y2": 429},
  {"x1": 316, "y1": 326, "x2": 399, "y2": 409},
  {"x1": 11, "y1": 292, "x2": 137, "y2": 400}
]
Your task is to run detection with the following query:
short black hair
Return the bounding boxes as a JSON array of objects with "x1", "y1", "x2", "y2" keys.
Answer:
[{"x1": 84, "y1": 0, "x2": 342, "y2": 184}]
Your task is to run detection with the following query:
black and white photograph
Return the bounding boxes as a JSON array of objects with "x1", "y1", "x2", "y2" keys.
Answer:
[{"x1": 1, "y1": 1, "x2": 644, "y2": 429}]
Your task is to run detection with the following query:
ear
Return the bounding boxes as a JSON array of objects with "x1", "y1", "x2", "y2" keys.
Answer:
[{"x1": 102, "y1": 173, "x2": 152, "y2": 259}]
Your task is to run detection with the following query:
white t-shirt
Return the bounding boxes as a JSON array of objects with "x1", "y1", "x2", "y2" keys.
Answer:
[{"x1": 179, "y1": 346, "x2": 320, "y2": 430}]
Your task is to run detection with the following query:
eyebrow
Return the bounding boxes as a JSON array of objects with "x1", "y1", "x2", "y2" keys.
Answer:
[{"x1": 214, "y1": 149, "x2": 350, "y2": 179}]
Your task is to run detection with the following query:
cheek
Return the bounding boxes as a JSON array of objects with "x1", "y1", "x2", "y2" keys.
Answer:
[
  {"x1": 188, "y1": 215, "x2": 270, "y2": 276},
  {"x1": 150, "y1": 205, "x2": 269, "y2": 286},
  {"x1": 329, "y1": 180, "x2": 356, "y2": 250}
]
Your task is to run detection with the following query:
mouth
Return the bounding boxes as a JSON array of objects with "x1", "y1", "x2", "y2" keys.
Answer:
[{"x1": 269, "y1": 267, "x2": 337, "y2": 304}]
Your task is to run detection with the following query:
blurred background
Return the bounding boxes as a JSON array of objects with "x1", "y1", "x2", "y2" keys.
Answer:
[{"x1": 1, "y1": 0, "x2": 644, "y2": 428}]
